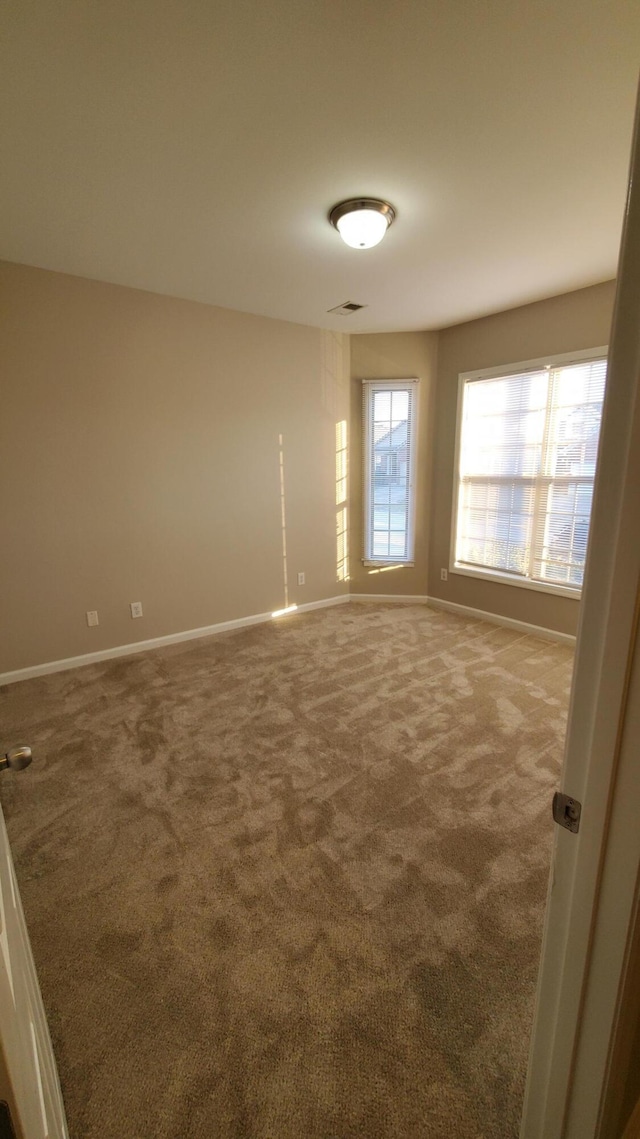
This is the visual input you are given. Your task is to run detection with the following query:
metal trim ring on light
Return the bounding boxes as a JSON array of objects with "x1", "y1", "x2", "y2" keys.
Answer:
[{"x1": 329, "y1": 198, "x2": 396, "y2": 247}]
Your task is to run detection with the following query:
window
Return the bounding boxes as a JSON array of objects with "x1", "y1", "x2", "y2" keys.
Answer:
[
  {"x1": 453, "y1": 349, "x2": 607, "y2": 595},
  {"x1": 363, "y1": 379, "x2": 418, "y2": 564}
]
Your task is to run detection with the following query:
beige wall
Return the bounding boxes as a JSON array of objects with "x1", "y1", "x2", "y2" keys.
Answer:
[
  {"x1": 0, "y1": 265, "x2": 619, "y2": 675},
  {"x1": 349, "y1": 332, "x2": 438, "y2": 596},
  {"x1": 429, "y1": 280, "x2": 617, "y2": 635},
  {"x1": 0, "y1": 262, "x2": 349, "y2": 674}
]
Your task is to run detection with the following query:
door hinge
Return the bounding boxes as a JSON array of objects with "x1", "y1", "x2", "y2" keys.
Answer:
[
  {"x1": 552, "y1": 791, "x2": 582, "y2": 834},
  {"x1": 0, "y1": 746, "x2": 32, "y2": 773}
]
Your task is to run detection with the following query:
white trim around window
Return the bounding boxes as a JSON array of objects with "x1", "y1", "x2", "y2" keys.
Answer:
[
  {"x1": 450, "y1": 346, "x2": 608, "y2": 599},
  {"x1": 362, "y1": 378, "x2": 419, "y2": 566}
]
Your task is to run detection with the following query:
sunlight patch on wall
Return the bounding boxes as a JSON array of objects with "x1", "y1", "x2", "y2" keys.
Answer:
[
  {"x1": 278, "y1": 434, "x2": 289, "y2": 609},
  {"x1": 336, "y1": 419, "x2": 349, "y2": 582},
  {"x1": 321, "y1": 331, "x2": 348, "y2": 417}
]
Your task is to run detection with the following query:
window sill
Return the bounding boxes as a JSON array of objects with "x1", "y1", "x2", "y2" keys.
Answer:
[
  {"x1": 362, "y1": 560, "x2": 415, "y2": 569},
  {"x1": 450, "y1": 563, "x2": 582, "y2": 600}
]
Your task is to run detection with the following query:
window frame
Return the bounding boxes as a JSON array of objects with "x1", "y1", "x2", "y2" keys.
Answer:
[
  {"x1": 450, "y1": 346, "x2": 608, "y2": 598},
  {"x1": 362, "y1": 378, "x2": 419, "y2": 567}
]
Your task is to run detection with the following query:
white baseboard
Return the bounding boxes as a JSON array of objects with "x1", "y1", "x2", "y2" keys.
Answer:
[
  {"x1": 425, "y1": 596, "x2": 576, "y2": 645},
  {"x1": 349, "y1": 592, "x2": 575, "y2": 644},
  {"x1": 0, "y1": 589, "x2": 574, "y2": 686},
  {"x1": 0, "y1": 594, "x2": 350, "y2": 686},
  {"x1": 349, "y1": 593, "x2": 430, "y2": 603}
]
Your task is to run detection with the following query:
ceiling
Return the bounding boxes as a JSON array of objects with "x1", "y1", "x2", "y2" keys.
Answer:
[{"x1": 1, "y1": 1, "x2": 639, "y2": 333}]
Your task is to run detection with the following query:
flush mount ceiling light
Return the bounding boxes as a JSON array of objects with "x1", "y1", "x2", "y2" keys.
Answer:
[{"x1": 329, "y1": 198, "x2": 396, "y2": 249}]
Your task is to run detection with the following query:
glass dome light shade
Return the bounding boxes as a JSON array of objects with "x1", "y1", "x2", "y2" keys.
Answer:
[
  {"x1": 337, "y1": 208, "x2": 388, "y2": 249},
  {"x1": 329, "y1": 199, "x2": 396, "y2": 249}
]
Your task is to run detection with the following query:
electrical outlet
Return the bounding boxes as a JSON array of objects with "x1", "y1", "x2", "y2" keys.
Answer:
[
  {"x1": 130, "y1": 601, "x2": 143, "y2": 619},
  {"x1": 297, "y1": 572, "x2": 305, "y2": 586},
  {"x1": 86, "y1": 610, "x2": 99, "y2": 627},
  {"x1": 440, "y1": 568, "x2": 448, "y2": 581}
]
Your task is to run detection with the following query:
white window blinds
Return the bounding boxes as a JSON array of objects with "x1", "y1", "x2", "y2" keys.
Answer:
[
  {"x1": 363, "y1": 379, "x2": 419, "y2": 564},
  {"x1": 455, "y1": 354, "x2": 607, "y2": 590}
]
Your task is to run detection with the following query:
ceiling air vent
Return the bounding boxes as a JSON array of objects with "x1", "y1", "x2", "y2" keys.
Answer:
[{"x1": 327, "y1": 301, "x2": 367, "y2": 316}]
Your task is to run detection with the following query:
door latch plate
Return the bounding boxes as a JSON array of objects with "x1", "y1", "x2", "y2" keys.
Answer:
[{"x1": 552, "y1": 791, "x2": 582, "y2": 834}]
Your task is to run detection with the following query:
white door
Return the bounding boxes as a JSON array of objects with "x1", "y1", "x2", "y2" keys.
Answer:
[
  {"x1": 521, "y1": 89, "x2": 640, "y2": 1139},
  {"x1": 0, "y1": 794, "x2": 69, "y2": 1139}
]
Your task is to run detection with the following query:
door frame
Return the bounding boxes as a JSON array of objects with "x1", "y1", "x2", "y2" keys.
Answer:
[{"x1": 520, "y1": 88, "x2": 640, "y2": 1139}]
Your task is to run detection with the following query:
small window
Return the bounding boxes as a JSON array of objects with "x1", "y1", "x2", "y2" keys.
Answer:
[
  {"x1": 452, "y1": 348, "x2": 607, "y2": 595},
  {"x1": 363, "y1": 379, "x2": 419, "y2": 565}
]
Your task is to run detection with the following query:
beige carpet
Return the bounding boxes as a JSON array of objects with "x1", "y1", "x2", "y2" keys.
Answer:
[{"x1": 0, "y1": 602, "x2": 573, "y2": 1139}]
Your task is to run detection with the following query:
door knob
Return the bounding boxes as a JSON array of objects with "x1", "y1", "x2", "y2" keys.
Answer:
[{"x1": 0, "y1": 746, "x2": 33, "y2": 773}]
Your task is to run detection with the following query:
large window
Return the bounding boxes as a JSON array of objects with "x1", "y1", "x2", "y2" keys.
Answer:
[
  {"x1": 363, "y1": 379, "x2": 419, "y2": 565},
  {"x1": 453, "y1": 349, "x2": 607, "y2": 594}
]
